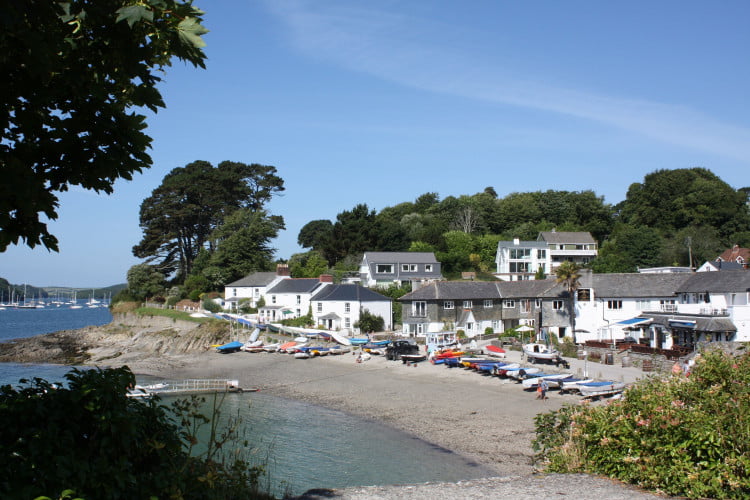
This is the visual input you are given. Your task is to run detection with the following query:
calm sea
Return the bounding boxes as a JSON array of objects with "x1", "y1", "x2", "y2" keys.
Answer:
[{"x1": 0, "y1": 305, "x2": 494, "y2": 497}]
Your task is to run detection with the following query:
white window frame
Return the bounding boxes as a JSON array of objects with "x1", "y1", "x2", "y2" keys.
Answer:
[
  {"x1": 520, "y1": 299, "x2": 531, "y2": 313},
  {"x1": 425, "y1": 264, "x2": 433, "y2": 272},
  {"x1": 401, "y1": 264, "x2": 418, "y2": 272},
  {"x1": 463, "y1": 300, "x2": 473, "y2": 309},
  {"x1": 443, "y1": 300, "x2": 454, "y2": 310},
  {"x1": 376, "y1": 264, "x2": 394, "y2": 273},
  {"x1": 345, "y1": 302, "x2": 351, "y2": 313},
  {"x1": 503, "y1": 299, "x2": 515, "y2": 308},
  {"x1": 413, "y1": 301, "x2": 426, "y2": 317},
  {"x1": 483, "y1": 299, "x2": 493, "y2": 308},
  {"x1": 271, "y1": 295, "x2": 276, "y2": 304},
  {"x1": 316, "y1": 302, "x2": 322, "y2": 313},
  {"x1": 296, "y1": 295, "x2": 301, "y2": 305},
  {"x1": 553, "y1": 300, "x2": 564, "y2": 310},
  {"x1": 607, "y1": 300, "x2": 623, "y2": 310}
]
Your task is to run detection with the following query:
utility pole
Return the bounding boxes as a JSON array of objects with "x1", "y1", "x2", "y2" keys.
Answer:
[{"x1": 685, "y1": 236, "x2": 693, "y2": 270}]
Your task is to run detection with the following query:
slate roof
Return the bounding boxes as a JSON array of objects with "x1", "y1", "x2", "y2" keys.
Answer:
[
  {"x1": 496, "y1": 240, "x2": 547, "y2": 249},
  {"x1": 589, "y1": 273, "x2": 690, "y2": 298},
  {"x1": 677, "y1": 271, "x2": 750, "y2": 293},
  {"x1": 702, "y1": 261, "x2": 745, "y2": 271},
  {"x1": 399, "y1": 281, "x2": 502, "y2": 301},
  {"x1": 226, "y1": 272, "x2": 278, "y2": 287},
  {"x1": 266, "y1": 278, "x2": 322, "y2": 294},
  {"x1": 364, "y1": 252, "x2": 439, "y2": 263},
  {"x1": 311, "y1": 284, "x2": 390, "y2": 302},
  {"x1": 496, "y1": 279, "x2": 562, "y2": 298},
  {"x1": 538, "y1": 231, "x2": 596, "y2": 244}
]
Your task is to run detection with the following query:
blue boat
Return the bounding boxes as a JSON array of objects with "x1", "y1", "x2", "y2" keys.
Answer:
[{"x1": 216, "y1": 341, "x2": 243, "y2": 353}]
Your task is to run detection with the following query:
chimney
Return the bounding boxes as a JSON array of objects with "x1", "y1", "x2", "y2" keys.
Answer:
[
  {"x1": 318, "y1": 274, "x2": 334, "y2": 283},
  {"x1": 276, "y1": 264, "x2": 290, "y2": 276},
  {"x1": 513, "y1": 238, "x2": 520, "y2": 245}
]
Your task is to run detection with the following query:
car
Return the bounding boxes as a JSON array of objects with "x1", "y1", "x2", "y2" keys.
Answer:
[{"x1": 385, "y1": 340, "x2": 420, "y2": 360}]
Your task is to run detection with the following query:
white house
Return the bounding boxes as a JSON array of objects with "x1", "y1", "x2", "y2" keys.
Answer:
[
  {"x1": 223, "y1": 264, "x2": 290, "y2": 309},
  {"x1": 258, "y1": 275, "x2": 332, "y2": 322},
  {"x1": 311, "y1": 284, "x2": 393, "y2": 334},
  {"x1": 538, "y1": 230, "x2": 598, "y2": 271},
  {"x1": 359, "y1": 252, "x2": 443, "y2": 288},
  {"x1": 494, "y1": 238, "x2": 551, "y2": 281}
]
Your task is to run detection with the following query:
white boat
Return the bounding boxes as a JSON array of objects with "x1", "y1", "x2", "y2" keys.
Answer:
[
  {"x1": 507, "y1": 366, "x2": 541, "y2": 380},
  {"x1": 294, "y1": 351, "x2": 311, "y2": 359},
  {"x1": 521, "y1": 373, "x2": 570, "y2": 389},
  {"x1": 328, "y1": 345, "x2": 351, "y2": 355},
  {"x1": 522, "y1": 343, "x2": 560, "y2": 363},
  {"x1": 240, "y1": 339, "x2": 263, "y2": 352},
  {"x1": 262, "y1": 342, "x2": 281, "y2": 352},
  {"x1": 578, "y1": 381, "x2": 626, "y2": 398},
  {"x1": 558, "y1": 377, "x2": 594, "y2": 393}
]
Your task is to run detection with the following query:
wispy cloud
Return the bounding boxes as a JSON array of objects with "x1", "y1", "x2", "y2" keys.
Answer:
[{"x1": 265, "y1": 1, "x2": 750, "y2": 162}]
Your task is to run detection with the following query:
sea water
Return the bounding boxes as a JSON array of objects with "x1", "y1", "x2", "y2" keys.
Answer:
[{"x1": 0, "y1": 306, "x2": 495, "y2": 496}]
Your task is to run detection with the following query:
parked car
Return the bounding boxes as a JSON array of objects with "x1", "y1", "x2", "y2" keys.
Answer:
[{"x1": 385, "y1": 340, "x2": 420, "y2": 360}]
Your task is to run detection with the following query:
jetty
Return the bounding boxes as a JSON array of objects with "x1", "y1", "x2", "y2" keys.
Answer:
[{"x1": 127, "y1": 378, "x2": 253, "y2": 398}]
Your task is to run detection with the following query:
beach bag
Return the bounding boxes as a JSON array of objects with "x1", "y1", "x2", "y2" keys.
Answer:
[{"x1": 536, "y1": 385, "x2": 542, "y2": 394}]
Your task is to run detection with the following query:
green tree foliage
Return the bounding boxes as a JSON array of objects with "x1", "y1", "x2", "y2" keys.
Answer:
[
  {"x1": 620, "y1": 167, "x2": 750, "y2": 238},
  {"x1": 374, "y1": 283, "x2": 411, "y2": 327},
  {"x1": 297, "y1": 219, "x2": 334, "y2": 251},
  {"x1": 126, "y1": 263, "x2": 165, "y2": 300},
  {"x1": 289, "y1": 251, "x2": 330, "y2": 278},
  {"x1": 207, "y1": 209, "x2": 284, "y2": 285},
  {"x1": 592, "y1": 224, "x2": 663, "y2": 272},
  {"x1": 0, "y1": 0, "x2": 208, "y2": 252},
  {"x1": 354, "y1": 309, "x2": 385, "y2": 333},
  {"x1": 533, "y1": 349, "x2": 750, "y2": 498},
  {"x1": 323, "y1": 204, "x2": 381, "y2": 263},
  {"x1": 134, "y1": 161, "x2": 284, "y2": 281},
  {"x1": 0, "y1": 367, "x2": 269, "y2": 500}
]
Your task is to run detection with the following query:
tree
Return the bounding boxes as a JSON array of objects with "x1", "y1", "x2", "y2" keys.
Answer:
[
  {"x1": 555, "y1": 261, "x2": 581, "y2": 344},
  {"x1": 126, "y1": 263, "x2": 165, "y2": 300},
  {"x1": 297, "y1": 219, "x2": 333, "y2": 251},
  {"x1": 1, "y1": 1, "x2": 208, "y2": 252},
  {"x1": 354, "y1": 309, "x2": 385, "y2": 333},
  {"x1": 133, "y1": 161, "x2": 284, "y2": 281},
  {"x1": 289, "y1": 251, "x2": 329, "y2": 278}
]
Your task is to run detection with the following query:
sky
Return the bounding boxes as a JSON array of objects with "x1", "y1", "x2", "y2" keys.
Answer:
[{"x1": 2, "y1": 0, "x2": 749, "y2": 288}]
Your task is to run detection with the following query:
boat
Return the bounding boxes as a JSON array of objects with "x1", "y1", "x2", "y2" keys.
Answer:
[
  {"x1": 522, "y1": 343, "x2": 561, "y2": 363},
  {"x1": 349, "y1": 338, "x2": 370, "y2": 346},
  {"x1": 261, "y1": 342, "x2": 281, "y2": 352},
  {"x1": 506, "y1": 366, "x2": 541, "y2": 380},
  {"x1": 216, "y1": 341, "x2": 243, "y2": 353},
  {"x1": 491, "y1": 362, "x2": 520, "y2": 376},
  {"x1": 557, "y1": 377, "x2": 593, "y2": 393},
  {"x1": 521, "y1": 373, "x2": 570, "y2": 389},
  {"x1": 328, "y1": 345, "x2": 351, "y2": 355},
  {"x1": 400, "y1": 353, "x2": 427, "y2": 363},
  {"x1": 327, "y1": 330, "x2": 352, "y2": 346},
  {"x1": 294, "y1": 350, "x2": 311, "y2": 359},
  {"x1": 277, "y1": 341, "x2": 297, "y2": 353},
  {"x1": 309, "y1": 346, "x2": 330, "y2": 356},
  {"x1": 578, "y1": 381, "x2": 626, "y2": 398},
  {"x1": 484, "y1": 345, "x2": 506, "y2": 358}
]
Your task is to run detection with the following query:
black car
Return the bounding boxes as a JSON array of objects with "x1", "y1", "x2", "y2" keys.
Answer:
[{"x1": 385, "y1": 340, "x2": 420, "y2": 360}]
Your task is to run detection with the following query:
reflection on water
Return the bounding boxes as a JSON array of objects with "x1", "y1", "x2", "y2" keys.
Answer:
[{"x1": 162, "y1": 391, "x2": 493, "y2": 497}]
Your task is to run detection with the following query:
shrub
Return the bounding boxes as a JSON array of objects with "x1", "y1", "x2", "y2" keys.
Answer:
[
  {"x1": 0, "y1": 367, "x2": 271, "y2": 500},
  {"x1": 484, "y1": 327, "x2": 494, "y2": 336},
  {"x1": 533, "y1": 348, "x2": 750, "y2": 498}
]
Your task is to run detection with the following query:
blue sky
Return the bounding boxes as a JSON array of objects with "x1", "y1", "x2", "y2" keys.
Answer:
[{"x1": 2, "y1": 0, "x2": 749, "y2": 287}]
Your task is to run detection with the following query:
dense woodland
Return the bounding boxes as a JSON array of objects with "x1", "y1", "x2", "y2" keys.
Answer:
[{"x1": 120, "y1": 164, "x2": 749, "y2": 304}]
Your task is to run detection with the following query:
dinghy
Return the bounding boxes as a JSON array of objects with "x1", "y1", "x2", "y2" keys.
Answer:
[{"x1": 578, "y1": 381, "x2": 626, "y2": 398}]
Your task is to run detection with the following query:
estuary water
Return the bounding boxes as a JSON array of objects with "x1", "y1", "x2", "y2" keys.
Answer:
[{"x1": 0, "y1": 305, "x2": 494, "y2": 497}]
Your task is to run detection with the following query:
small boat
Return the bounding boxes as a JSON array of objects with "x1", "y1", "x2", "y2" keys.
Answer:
[
  {"x1": 578, "y1": 381, "x2": 626, "y2": 398},
  {"x1": 349, "y1": 338, "x2": 370, "y2": 346},
  {"x1": 558, "y1": 377, "x2": 594, "y2": 393},
  {"x1": 521, "y1": 373, "x2": 570, "y2": 389},
  {"x1": 328, "y1": 345, "x2": 351, "y2": 355},
  {"x1": 216, "y1": 341, "x2": 243, "y2": 353},
  {"x1": 294, "y1": 351, "x2": 311, "y2": 359},
  {"x1": 475, "y1": 362, "x2": 508, "y2": 374},
  {"x1": 327, "y1": 330, "x2": 352, "y2": 346},
  {"x1": 522, "y1": 343, "x2": 561, "y2": 363},
  {"x1": 491, "y1": 363, "x2": 520, "y2": 376},
  {"x1": 240, "y1": 339, "x2": 263, "y2": 352},
  {"x1": 507, "y1": 367, "x2": 541, "y2": 380},
  {"x1": 261, "y1": 342, "x2": 281, "y2": 352},
  {"x1": 278, "y1": 341, "x2": 297, "y2": 353},
  {"x1": 400, "y1": 353, "x2": 427, "y2": 363},
  {"x1": 434, "y1": 350, "x2": 464, "y2": 359},
  {"x1": 484, "y1": 345, "x2": 506, "y2": 358},
  {"x1": 309, "y1": 346, "x2": 330, "y2": 356}
]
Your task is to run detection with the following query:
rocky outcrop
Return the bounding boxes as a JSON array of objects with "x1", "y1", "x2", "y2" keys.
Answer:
[{"x1": 0, "y1": 312, "x2": 231, "y2": 366}]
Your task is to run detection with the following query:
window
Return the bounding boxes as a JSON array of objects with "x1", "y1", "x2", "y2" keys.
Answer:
[
  {"x1": 537, "y1": 249, "x2": 546, "y2": 259},
  {"x1": 510, "y1": 248, "x2": 531, "y2": 259},
  {"x1": 636, "y1": 299, "x2": 650, "y2": 310},
  {"x1": 345, "y1": 318, "x2": 350, "y2": 328},
  {"x1": 376, "y1": 264, "x2": 394, "y2": 273},
  {"x1": 509, "y1": 262, "x2": 530, "y2": 273},
  {"x1": 535, "y1": 299, "x2": 542, "y2": 308},
  {"x1": 345, "y1": 302, "x2": 350, "y2": 313},
  {"x1": 232, "y1": 288, "x2": 237, "y2": 297},
  {"x1": 520, "y1": 299, "x2": 531, "y2": 313},
  {"x1": 466, "y1": 322, "x2": 474, "y2": 331},
  {"x1": 443, "y1": 300, "x2": 454, "y2": 310},
  {"x1": 402, "y1": 264, "x2": 417, "y2": 272},
  {"x1": 463, "y1": 300, "x2": 473, "y2": 309},
  {"x1": 413, "y1": 301, "x2": 426, "y2": 317},
  {"x1": 607, "y1": 300, "x2": 623, "y2": 310},
  {"x1": 296, "y1": 295, "x2": 301, "y2": 305},
  {"x1": 503, "y1": 299, "x2": 515, "y2": 308},
  {"x1": 425, "y1": 264, "x2": 433, "y2": 272},
  {"x1": 483, "y1": 299, "x2": 493, "y2": 308},
  {"x1": 553, "y1": 300, "x2": 564, "y2": 310},
  {"x1": 271, "y1": 295, "x2": 276, "y2": 304},
  {"x1": 254, "y1": 288, "x2": 259, "y2": 297},
  {"x1": 577, "y1": 289, "x2": 591, "y2": 301}
]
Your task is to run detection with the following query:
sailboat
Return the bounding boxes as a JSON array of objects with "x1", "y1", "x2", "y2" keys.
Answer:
[{"x1": 70, "y1": 290, "x2": 82, "y2": 309}]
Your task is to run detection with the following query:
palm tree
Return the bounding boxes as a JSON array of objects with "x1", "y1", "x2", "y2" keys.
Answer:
[{"x1": 555, "y1": 261, "x2": 581, "y2": 344}]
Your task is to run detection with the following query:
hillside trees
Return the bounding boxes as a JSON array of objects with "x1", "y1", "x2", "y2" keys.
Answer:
[
  {"x1": 133, "y1": 160, "x2": 284, "y2": 283},
  {"x1": 1, "y1": 0, "x2": 208, "y2": 252}
]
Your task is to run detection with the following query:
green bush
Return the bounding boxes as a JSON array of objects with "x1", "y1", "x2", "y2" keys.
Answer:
[
  {"x1": 484, "y1": 327, "x2": 494, "y2": 336},
  {"x1": 0, "y1": 367, "x2": 271, "y2": 500},
  {"x1": 533, "y1": 348, "x2": 750, "y2": 498}
]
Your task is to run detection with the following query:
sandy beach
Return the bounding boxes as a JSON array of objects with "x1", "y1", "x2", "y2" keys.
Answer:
[{"x1": 111, "y1": 342, "x2": 663, "y2": 499}]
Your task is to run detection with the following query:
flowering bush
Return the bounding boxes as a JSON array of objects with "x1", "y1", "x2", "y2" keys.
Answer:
[{"x1": 533, "y1": 348, "x2": 750, "y2": 498}]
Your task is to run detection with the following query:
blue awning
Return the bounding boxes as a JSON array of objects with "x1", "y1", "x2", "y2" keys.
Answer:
[{"x1": 615, "y1": 317, "x2": 652, "y2": 326}]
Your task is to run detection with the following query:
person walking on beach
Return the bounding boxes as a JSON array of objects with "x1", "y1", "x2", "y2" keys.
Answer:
[{"x1": 538, "y1": 379, "x2": 549, "y2": 400}]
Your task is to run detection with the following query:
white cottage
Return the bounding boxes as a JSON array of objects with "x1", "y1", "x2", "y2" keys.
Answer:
[{"x1": 311, "y1": 284, "x2": 392, "y2": 334}]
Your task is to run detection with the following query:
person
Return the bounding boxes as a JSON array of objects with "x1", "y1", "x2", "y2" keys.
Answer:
[{"x1": 539, "y1": 379, "x2": 549, "y2": 400}]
